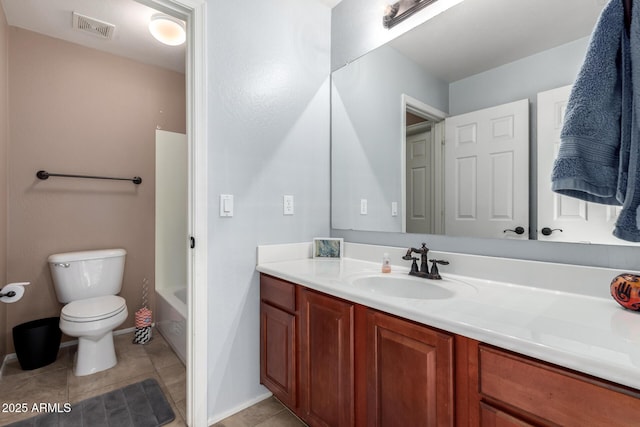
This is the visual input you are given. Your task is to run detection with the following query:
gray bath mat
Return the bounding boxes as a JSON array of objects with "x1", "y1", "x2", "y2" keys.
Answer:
[{"x1": 7, "y1": 378, "x2": 175, "y2": 427}]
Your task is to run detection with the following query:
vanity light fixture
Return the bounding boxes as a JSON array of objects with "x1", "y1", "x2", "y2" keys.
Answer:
[
  {"x1": 384, "y1": 0, "x2": 437, "y2": 28},
  {"x1": 383, "y1": 0, "x2": 463, "y2": 29},
  {"x1": 148, "y1": 14, "x2": 186, "y2": 46}
]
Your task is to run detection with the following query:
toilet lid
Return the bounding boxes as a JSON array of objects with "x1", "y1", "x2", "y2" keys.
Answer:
[{"x1": 62, "y1": 295, "x2": 126, "y2": 322}]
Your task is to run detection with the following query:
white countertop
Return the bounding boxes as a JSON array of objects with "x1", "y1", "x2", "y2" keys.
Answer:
[{"x1": 256, "y1": 242, "x2": 640, "y2": 391}]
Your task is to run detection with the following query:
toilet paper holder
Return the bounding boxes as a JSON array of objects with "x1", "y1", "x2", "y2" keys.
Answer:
[{"x1": 0, "y1": 282, "x2": 30, "y2": 303}]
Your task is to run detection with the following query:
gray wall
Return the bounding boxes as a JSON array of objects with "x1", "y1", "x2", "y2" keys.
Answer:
[
  {"x1": 449, "y1": 37, "x2": 589, "y2": 116},
  {"x1": 331, "y1": 0, "x2": 640, "y2": 270},
  {"x1": 207, "y1": 0, "x2": 331, "y2": 420},
  {"x1": 332, "y1": 44, "x2": 448, "y2": 232}
]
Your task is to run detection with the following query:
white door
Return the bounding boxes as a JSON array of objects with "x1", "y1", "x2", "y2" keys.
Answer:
[
  {"x1": 406, "y1": 127, "x2": 433, "y2": 233},
  {"x1": 537, "y1": 86, "x2": 632, "y2": 245},
  {"x1": 444, "y1": 99, "x2": 529, "y2": 239}
]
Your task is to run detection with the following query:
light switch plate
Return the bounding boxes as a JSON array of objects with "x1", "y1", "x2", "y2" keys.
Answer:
[
  {"x1": 220, "y1": 194, "x2": 233, "y2": 217},
  {"x1": 360, "y1": 199, "x2": 368, "y2": 215},
  {"x1": 391, "y1": 202, "x2": 398, "y2": 216}
]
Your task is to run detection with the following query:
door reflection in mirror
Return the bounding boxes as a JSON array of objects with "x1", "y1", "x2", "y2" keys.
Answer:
[{"x1": 330, "y1": 0, "x2": 602, "y2": 242}]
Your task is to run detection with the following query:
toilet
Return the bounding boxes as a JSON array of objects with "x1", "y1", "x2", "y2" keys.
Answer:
[{"x1": 48, "y1": 248, "x2": 128, "y2": 376}]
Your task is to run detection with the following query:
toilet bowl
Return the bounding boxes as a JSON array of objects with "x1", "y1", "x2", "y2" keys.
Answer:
[
  {"x1": 59, "y1": 295, "x2": 128, "y2": 376},
  {"x1": 48, "y1": 249, "x2": 128, "y2": 376}
]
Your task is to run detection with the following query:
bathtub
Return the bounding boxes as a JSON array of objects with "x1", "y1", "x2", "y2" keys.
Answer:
[{"x1": 156, "y1": 286, "x2": 186, "y2": 364}]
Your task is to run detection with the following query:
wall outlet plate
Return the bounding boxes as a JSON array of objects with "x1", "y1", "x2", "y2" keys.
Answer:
[{"x1": 283, "y1": 195, "x2": 294, "y2": 215}]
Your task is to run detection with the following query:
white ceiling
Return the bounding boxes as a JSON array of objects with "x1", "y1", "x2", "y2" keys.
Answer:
[
  {"x1": 388, "y1": 0, "x2": 606, "y2": 82},
  {"x1": 0, "y1": 0, "x2": 185, "y2": 73},
  {"x1": 0, "y1": 0, "x2": 605, "y2": 80},
  {"x1": 0, "y1": 0, "x2": 344, "y2": 74}
]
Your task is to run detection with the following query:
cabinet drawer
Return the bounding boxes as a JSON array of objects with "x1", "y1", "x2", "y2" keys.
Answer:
[
  {"x1": 260, "y1": 274, "x2": 296, "y2": 312},
  {"x1": 479, "y1": 345, "x2": 640, "y2": 426},
  {"x1": 480, "y1": 402, "x2": 534, "y2": 427}
]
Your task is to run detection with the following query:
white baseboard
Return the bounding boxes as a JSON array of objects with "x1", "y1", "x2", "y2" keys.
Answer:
[{"x1": 208, "y1": 391, "x2": 273, "y2": 425}]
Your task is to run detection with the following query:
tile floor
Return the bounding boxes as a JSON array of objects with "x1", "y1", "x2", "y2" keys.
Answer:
[
  {"x1": 211, "y1": 397, "x2": 306, "y2": 427},
  {"x1": 0, "y1": 330, "x2": 186, "y2": 426}
]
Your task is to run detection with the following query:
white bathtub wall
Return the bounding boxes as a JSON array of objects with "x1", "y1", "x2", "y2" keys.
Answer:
[
  {"x1": 155, "y1": 129, "x2": 188, "y2": 293},
  {"x1": 155, "y1": 130, "x2": 187, "y2": 364},
  {"x1": 156, "y1": 286, "x2": 186, "y2": 364}
]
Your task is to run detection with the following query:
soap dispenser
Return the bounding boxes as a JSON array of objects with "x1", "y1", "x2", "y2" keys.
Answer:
[{"x1": 381, "y1": 253, "x2": 391, "y2": 273}]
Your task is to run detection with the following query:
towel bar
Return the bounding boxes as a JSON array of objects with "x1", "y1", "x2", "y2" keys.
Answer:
[{"x1": 36, "y1": 170, "x2": 142, "y2": 185}]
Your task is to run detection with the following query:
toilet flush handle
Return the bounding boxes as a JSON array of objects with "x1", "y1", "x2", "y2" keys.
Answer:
[{"x1": 53, "y1": 263, "x2": 70, "y2": 268}]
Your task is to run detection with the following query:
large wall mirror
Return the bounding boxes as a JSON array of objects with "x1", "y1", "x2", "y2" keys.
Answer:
[{"x1": 330, "y1": 0, "x2": 633, "y2": 245}]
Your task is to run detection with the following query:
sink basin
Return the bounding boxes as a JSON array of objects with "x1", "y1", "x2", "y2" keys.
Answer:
[{"x1": 348, "y1": 274, "x2": 475, "y2": 300}]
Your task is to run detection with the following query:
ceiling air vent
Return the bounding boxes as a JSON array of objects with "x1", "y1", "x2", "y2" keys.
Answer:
[{"x1": 72, "y1": 12, "x2": 115, "y2": 40}]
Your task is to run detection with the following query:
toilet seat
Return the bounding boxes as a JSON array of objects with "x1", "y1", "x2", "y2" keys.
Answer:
[{"x1": 62, "y1": 295, "x2": 126, "y2": 323}]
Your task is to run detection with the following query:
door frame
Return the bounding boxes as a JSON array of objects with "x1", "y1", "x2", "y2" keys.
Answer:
[
  {"x1": 400, "y1": 94, "x2": 446, "y2": 233},
  {"x1": 136, "y1": 0, "x2": 208, "y2": 425}
]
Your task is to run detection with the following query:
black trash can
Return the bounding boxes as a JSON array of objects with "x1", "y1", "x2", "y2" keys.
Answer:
[{"x1": 12, "y1": 317, "x2": 62, "y2": 370}]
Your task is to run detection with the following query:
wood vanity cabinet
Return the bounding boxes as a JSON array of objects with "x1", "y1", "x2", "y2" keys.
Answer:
[
  {"x1": 470, "y1": 343, "x2": 640, "y2": 427},
  {"x1": 357, "y1": 307, "x2": 455, "y2": 427},
  {"x1": 299, "y1": 288, "x2": 355, "y2": 427},
  {"x1": 261, "y1": 273, "x2": 640, "y2": 427},
  {"x1": 260, "y1": 274, "x2": 453, "y2": 427},
  {"x1": 260, "y1": 274, "x2": 355, "y2": 427},
  {"x1": 260, "y1": 274, "x2": 297, "y2": 409}
]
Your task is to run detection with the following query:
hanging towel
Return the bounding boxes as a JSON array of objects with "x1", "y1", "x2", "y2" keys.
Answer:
[
  {"x1": 617, "y1": 22, "x2": 633, "y2": 206},
  {"x1": 551, "y1": 0, "x2": 627, "y2": 206},
  {"x1": 614, "y1": 0, "x2": 640, "y2": 241}
]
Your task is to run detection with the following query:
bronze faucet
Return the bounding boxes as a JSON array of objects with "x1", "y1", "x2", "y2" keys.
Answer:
[
  {"x1": 402, "y1": 243, "x2": 430, "y2": 275},
  {"x1": 402, "y1": 243, "x2": 449, "y2": 280}
]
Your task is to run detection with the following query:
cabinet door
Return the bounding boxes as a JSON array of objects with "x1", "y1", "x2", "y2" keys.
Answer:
[
  {"x1": 299, "y1": 289, "x2": 354, "y2": 427},
  {"x1": 365, "y1": 309, "x2": 454, "y2": 427},
  {"x1": 260, "y1": 302, "x2": 297, "y2": 408}
]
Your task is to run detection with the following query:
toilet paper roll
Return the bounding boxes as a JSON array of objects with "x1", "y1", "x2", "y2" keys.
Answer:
[{"x1": 0, "y1": 284, "x2": 25, "y2": 303}]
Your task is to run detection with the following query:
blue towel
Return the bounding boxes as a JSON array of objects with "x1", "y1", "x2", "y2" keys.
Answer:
[
  {"x1": 551, "y1": 0, "x2": 626, "y2": 206},
  {"x1": 614, "y1": 0, "x2": 640, "y2": 241},
  {"x1": 617, "y1": 24, "x2": 633, "y2": 206},
  {"x1": 551, "y1": 0, "x2": 640, "y2": 242}
]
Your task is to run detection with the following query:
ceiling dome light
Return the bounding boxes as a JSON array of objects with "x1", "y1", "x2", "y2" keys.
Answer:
[{"x1": 149, "y1": 14, "x2": 185, "y2": 46}]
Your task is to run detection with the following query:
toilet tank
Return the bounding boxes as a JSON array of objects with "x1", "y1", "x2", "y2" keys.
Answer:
[{"x1": 48, "y1": 249, "x2": 126, "y2": 303}]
